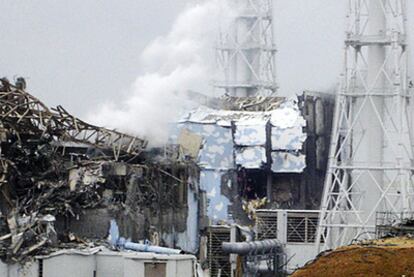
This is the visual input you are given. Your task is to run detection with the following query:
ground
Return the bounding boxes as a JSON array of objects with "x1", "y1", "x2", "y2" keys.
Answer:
[{"x1": 291, "y1": 237, "x2": 414, "y2": 277}]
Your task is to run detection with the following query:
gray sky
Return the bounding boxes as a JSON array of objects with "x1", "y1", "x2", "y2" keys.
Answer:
[
  {"x1": 0, "y1": 0, "x2": 190, "y2": 116},
  {"x1": 1, "y1": 1, "x2": 413, "y2": 118}
]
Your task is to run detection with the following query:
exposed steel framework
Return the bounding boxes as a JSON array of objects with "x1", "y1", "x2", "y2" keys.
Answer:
[
  {"x1": 316, "y1": 0, "x2": 414, "y2": 251},
  {"x1": 0, "y1": 80, "x2": 147, "y2": 160},
  {"x1": 215, "y1": 0, "x2": 277, "y2": 97}
]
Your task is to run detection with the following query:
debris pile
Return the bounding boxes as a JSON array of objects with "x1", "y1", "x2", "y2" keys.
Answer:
[
  {"x1": 377, "y1": 216, "x2": 414, "y2": 238},
  {"x1": 242, "y1": 197, "x2": 268, "y2": 220},
  {"x1": 0, "y1": 78, "x2": 195, "y2": 263},
  {"x1": 292, "y1": 237, "x2": 414, "y2": 277}
]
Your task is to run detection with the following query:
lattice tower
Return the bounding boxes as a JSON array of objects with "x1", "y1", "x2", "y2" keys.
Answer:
[
  {"x1": 215, "y1": 0, "x2": 277, "y2": 97},
  {"x1": 316, "y1": 0, "x2": 414, "y2": 251}
]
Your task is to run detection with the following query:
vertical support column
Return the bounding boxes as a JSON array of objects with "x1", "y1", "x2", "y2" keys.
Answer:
[
  {"x1": 266, "y1": 171, "x2": 273, "y2": 203},
  {"x1": 230, "y1": 225, "x2": 238, "y2": 277},
  {"x1": 266, "y1": 120, "x2": 273, "y2": 202},
  {"x1": 353, "y1": 0, "x2": 386, "y2": 227},
  {"x1": 277, "y1": 210, "x2": 287, "y2": 244}
]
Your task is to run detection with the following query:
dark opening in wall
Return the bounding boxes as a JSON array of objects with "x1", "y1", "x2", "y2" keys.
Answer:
[
  {"x1": 38, "y1": 259, "x2": 43, "y2": 277},
  {"x1": 237, "y1": 169, "x2": 267, "y2": 200},
  {"x1": 270, "y1": 173, "x2": 302, "y2": 208}
]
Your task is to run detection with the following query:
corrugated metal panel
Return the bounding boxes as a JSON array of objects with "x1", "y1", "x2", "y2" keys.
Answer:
[{"x1": 271, "y1": 152, "x2": 306, "y2": 173}]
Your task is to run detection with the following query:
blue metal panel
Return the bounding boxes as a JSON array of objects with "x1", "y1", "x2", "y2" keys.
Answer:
[
  {"x1": 177, "y1": 123, "x2": 234, "y2": 170},
  {"x1": 271, "y1": 152, "x2": 306, "y2": 173},
  {"x1": 271, "y1": 126, "x2": 307, "y2": 151},
  {"x1": 200, "y1": 170, "x2": 230, "y2": 222},
  {"x1": 235, "y1": 146, "x2": 267, "y2": 169},
  {"x1": 234, "y1": 124, "x2": 267, "y2": 146}
]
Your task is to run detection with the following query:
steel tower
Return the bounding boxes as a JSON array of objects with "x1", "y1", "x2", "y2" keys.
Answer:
[
  {"x1": 215, "y1": 0, "x2": 277, "y2": 97},
  {"x1": 316, "y1": 0, "x2": 414, "y2": 251}
]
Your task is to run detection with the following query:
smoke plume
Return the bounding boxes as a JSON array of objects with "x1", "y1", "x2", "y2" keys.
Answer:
[{"x1": 88, "y1": 0, "x2": 233, "y2": 145}]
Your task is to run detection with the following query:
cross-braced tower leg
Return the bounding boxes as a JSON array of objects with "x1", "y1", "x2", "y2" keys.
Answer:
[{"x1": 316, "y1": 0, "x2": 414, "y2": 251}]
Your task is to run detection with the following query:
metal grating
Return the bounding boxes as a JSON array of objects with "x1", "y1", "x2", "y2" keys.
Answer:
[
  {"x1": 287, "y1": 213, "x2": 319, "y2": 243},
  {"x1": 256, "y1": 210, "x2": 278, "y2": 240},
  {"x1": 207, "y1": 226, "x2": 231, "y2": 277}
]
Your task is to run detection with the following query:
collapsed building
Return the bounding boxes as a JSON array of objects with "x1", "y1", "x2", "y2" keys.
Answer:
[{"x1": 0, "y1": 78, "x2": 201, "y2": 276}]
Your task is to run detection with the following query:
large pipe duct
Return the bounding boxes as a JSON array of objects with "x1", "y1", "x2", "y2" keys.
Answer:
[
  {"x1": 109, "y1": 220, "x2": 182, "y2": 255},
  {"x1": 118, "y1": 237, "x2": 182, "y2": 255},
  {"x1": 221, "y1": 239, "x2": 282, "y2": 255}
]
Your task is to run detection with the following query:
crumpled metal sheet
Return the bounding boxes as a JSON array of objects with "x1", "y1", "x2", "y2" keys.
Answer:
[
  {"x1": 235, "y1": 147, "x2": 267, "y2": 169},
  {"x1": 35, "y1": 246, "x2": 106, "y2": 259},
  {"x1": 234, "y1": 122, "x2": 267, "y2": 146},
  {"x1": 180, "y1": 106, "x2": 270, "y2": 127},
  {"x1": 200, "y1": 170, "x2": 230, "y2": 222},
  {"x1": 269, "y1": 100, "x2": 306, "y2": 129},
  {"x1": 182, "y1": 99, "x2": 304, "y2": 126},
  {"x1": 271, "y1": 152, "x2": 306, "y2": 173},
  {"x1": 181, "y1": 99, "x2": 306, "y2": 147},
  {"x1": 177, "y1": 128, "x2": 203, "y2": 159}
]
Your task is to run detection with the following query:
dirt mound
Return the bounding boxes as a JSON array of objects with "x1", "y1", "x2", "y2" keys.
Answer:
[{"x1": 292, "y1": 237, "x2": 414, "y2": 277}]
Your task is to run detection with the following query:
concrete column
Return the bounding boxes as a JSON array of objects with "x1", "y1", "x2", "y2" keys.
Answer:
[{"x1": 353, "y1": 0, "x2": 386, "y2": 230}]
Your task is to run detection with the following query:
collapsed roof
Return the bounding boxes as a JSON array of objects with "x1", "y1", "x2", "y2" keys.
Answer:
[
  {"x1": 0, "y1": 78, "x2": 147, "y2": 160},
  {"x1": 0, "y1": 78, "x2": 196, "y2": 263}
]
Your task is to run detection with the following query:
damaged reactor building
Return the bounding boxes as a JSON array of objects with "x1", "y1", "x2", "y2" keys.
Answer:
[
  {"x1": 2, "y1": 0, "x2": 414, "y2": 276},
  {"x1": 0, "y1": 79, "x2": 334, "y2": 277},
  {"x1": 0, "y1": 1, "x2": 340, "y2": 277},
  {"x1": 0, "y1": 78, "x2": 334, "y2": 277}
]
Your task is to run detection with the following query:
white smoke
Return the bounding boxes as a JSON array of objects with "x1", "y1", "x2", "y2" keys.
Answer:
[{"x1": 88, "y1": 0, "x2": 234, "y2": 145}]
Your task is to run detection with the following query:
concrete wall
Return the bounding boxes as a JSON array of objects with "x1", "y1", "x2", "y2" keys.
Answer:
[
  {"x1": 96, "y1": 254, "x2": 124, "y2": 277},
  {"x1": 43, "y1": 254, "x2": 95, "y2": 277},
  {"x1": 0, "y1": 252, "x2": 195, "y2": 277},
  {"x1": 0, "y1": 261, "x2": 38, "y2": 277},
  {"x1": 299, "y1": 91, "x2": 334, "y2": 209},
  {"x1": 123, "y1": 257, "x2": 194, "y2": 277},
  {"x1": 285, "y1": 243, "x2": 317, "y2": 273}
]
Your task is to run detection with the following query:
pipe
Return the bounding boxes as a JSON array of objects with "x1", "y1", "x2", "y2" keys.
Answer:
[
  {"x1": 109, "y1": 220, "x2": 182, "y2": 255},
  {"x1": 221, "y1": 239, "x2": 282, "y2": 255},
  {"x1": 245, "y1": 262, "x2": 275, "y2": 274},
  {"x1": 120, "y1": 238, "x2": 182, "y2": 255}
]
